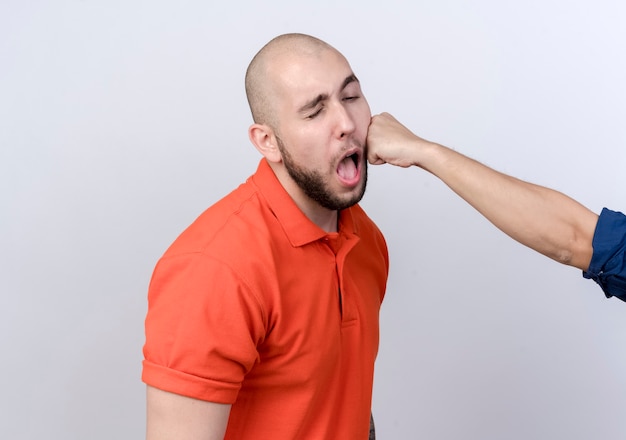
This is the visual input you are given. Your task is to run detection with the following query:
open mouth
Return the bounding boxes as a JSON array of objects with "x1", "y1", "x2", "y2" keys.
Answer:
[{"x1": 337, "y1": 151, "x2": 361, "y2": 184}]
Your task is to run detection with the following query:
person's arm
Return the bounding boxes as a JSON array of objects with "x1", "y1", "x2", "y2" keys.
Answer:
[
  {"x1": 367, "y1": 112, "x2": 598, "y2": 271},
  {"x1": 146, "y1": 386, "x2": 231, "y2": 440}
]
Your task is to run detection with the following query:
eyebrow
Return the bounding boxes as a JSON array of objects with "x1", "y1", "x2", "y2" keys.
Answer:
[{"x1": 298, "y1": 74, "x2": 360, "y2": 113}]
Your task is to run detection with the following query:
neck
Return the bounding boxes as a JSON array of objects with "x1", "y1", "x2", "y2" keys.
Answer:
[
  {"x1": 288, "y1": 183, "x2": 339, "y2": 233},
  {"x1": 308, "y1": 209, "x2": 339, "y2": 233},
  {"x1": 271, "y1": 162, "x2": 339, "y2": 233}
]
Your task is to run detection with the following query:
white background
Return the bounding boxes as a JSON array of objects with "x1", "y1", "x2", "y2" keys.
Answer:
[{"x1": 1, "y1": 1, "x2": 625, "y2": 439}]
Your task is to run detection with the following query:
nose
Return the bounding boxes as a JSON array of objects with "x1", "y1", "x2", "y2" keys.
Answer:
[{"x1": 332, "y1": 101, "x2": 356, "y2": 139}]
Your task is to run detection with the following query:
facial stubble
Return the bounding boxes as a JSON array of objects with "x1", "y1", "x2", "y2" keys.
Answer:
[{"x1": 276, "y1": 136, "x2": 368, "y2": 211}]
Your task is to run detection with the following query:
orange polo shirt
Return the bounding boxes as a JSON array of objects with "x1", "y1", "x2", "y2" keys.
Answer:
[{"x1": 142, "y1": 159, "x2": 388, "y2": 439}]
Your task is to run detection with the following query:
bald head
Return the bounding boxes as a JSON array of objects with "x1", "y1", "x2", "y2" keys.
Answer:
[{"x1": 245, "y1": 33, "x2": 338, "y2": 127}]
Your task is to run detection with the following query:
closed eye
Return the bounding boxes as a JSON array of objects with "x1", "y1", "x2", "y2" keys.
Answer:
[{"x1": 307, "y1": 106, "x2": 324, "y2": 119}]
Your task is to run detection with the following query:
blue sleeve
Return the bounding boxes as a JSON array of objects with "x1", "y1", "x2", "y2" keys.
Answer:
[{"x1": 583, "y1": 208, "x2": 626, "y2": 302}]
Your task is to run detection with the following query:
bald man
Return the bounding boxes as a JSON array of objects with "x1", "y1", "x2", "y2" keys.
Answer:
[{"x1": 142, "y1": 34, "x2": 388, "y2": 439}]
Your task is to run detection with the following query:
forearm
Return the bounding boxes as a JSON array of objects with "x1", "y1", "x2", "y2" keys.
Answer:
[{"x1": 419, "y1": 141, "x2": 598, "y2": 270}]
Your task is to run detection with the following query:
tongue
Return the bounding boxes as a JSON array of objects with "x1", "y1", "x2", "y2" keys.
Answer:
[{"x1": 337, "y1": 156, "x2": 357, "y2": 180}]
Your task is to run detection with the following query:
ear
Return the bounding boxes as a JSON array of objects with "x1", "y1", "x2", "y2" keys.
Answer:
[{"x1": 248, "y1": 123, "x2": 282, "y2": 163}]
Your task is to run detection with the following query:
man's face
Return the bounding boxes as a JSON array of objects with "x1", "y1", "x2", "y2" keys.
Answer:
[{"x1": 270, "y1": 48, "x2": 371, "y2": 211}]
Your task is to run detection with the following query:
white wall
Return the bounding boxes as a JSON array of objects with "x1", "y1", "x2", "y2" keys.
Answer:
[{"x1": 2, "y1": 1, "x2": 625, "y2": 438}]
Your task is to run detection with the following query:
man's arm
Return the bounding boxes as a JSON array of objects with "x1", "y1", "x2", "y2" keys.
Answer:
[
  {"x1": 146, "y1": 386, "x2": 231, "y2": 440},
  {"x1": 367, "y1": 112, "x2": 598, "y2": 271}
]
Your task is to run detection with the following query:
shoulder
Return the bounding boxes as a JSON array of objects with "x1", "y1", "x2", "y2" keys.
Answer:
[{"x1": 163, "y1": 180, "x2": 271, "y2": 258}]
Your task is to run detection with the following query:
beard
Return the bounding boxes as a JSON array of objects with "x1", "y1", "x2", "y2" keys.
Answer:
[{"x1": 276, "y1": 135, "x2": 368, "y2": 211}]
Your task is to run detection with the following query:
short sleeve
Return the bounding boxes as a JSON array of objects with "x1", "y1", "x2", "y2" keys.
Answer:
[
  {"x1": 142, "y1": 252, "x2": 266, "y2": 403},
  {"x1": 583, "y1": 208, "x2": 626, "y2": 302}
]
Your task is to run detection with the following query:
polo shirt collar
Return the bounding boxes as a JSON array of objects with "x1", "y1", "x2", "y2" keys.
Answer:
[{"x1": 250, "y1": 159, "x2": 358, "y2": 247}]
